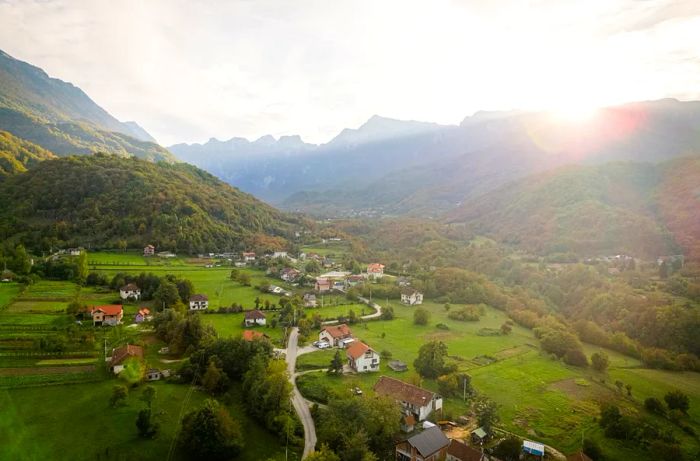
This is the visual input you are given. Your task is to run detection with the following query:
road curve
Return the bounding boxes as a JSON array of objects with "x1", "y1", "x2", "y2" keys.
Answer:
[{"x1": 285, "y1": 327, "x2": 317, "y2": 459}]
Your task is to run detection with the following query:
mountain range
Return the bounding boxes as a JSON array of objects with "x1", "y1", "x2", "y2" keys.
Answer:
[
  {"x1": 0, "y1": 49, "x2": 173, "y2": 163},
  {"x1": 170, "y1": 99, "x2": 700, "y2": 217}
]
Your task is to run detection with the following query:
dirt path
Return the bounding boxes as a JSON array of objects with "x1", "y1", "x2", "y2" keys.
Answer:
[{"x1": 285, "y1": 327, "x2": 317, "y2": 459}]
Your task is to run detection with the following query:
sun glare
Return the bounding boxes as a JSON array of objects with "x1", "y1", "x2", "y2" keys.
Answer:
[{"x1": 549, "y1": 103, "x2": 600, "y2": 122}]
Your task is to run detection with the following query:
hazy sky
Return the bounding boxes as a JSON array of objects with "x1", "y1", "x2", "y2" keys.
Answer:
[{"x1": 1, "y1": 0, "x2": 699, "y2": 145}]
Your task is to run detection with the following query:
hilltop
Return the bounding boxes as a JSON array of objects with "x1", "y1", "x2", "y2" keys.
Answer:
[{"x1": 0, "y1": 154, "x2": 305, "y2": 252}]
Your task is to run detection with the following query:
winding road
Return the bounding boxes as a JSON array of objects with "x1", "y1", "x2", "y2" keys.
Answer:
[{"x1": 285, "y1": 327, "x2": 317, "y2": 459}]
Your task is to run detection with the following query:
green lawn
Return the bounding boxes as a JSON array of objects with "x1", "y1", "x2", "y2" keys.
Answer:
[
  {"x1": 88, "y1": 251, "x2": 189, "y2": 266},
  {"x1": 202, "y1": 313, "x2": 285, "y2": 344},
  {"x1": 0, "y1": 283, "x2": 22, "y2": 310},
  {"x1": 0, "y1": 381, "x2": 289, "y2": 461}
]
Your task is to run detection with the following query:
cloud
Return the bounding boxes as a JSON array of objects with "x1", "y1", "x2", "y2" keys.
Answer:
[{"x1": 0, "y1": 0, "x2": 699, "y2": 145}]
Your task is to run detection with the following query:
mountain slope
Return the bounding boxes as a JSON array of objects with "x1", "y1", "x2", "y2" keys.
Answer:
[
  {"x1": 0, "y1": 49, "x2": 173, "y2": 162},
  {"x1": 0, "y1": 154, "x2": 305, "y2": 253},
  {"x1": 0, "y1": 130, "x2": 55, "y2": 177},
  {"x1": 444, "y1": 161, "x2": 694, "y2": 257}
]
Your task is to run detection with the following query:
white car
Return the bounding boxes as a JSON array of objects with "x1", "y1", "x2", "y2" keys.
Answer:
[{"x1": 316, "y1": 341, "x2": 331, "y2": 349}]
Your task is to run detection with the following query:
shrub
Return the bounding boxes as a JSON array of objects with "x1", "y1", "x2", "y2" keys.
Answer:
[
  {"x1": 564, "y1": 348, "x2": 589, "y2": 367},
  {"x1": 413, "y1": 307, "x2": 430, "y2": 325},
  {"x1": 644, "y1": 397, "x2": 666, "y2": 416},
  {"x1": 664, "y1": 390, "x2": 690, "y2": 414}
]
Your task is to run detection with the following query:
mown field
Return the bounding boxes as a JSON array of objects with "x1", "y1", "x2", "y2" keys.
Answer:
[{"x1": 296, "y1": 300, "x2": 700, "y2": 459}]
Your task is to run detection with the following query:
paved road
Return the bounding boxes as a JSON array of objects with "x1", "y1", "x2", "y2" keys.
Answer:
[
  {"x1": 285, "y1": 327, "x2": 317, "y2": 459},
  {"x1": 321, "y1": 294, "x2": 383, "y2": 325}
]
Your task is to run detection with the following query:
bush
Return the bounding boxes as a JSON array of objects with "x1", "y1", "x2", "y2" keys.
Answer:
[
  {"x1": 591, "y1": 351, "x2": 609, "y2": 372},
  {"x1": 664, "y1": 390, "x2": 690, "y2": 414},
  {"x1": 564, "y1": 348, "x2": 589, "y2": 367},
  {"x1": 413, "y1": 307, "x2": 430, "y2": 326},
  {"x1": 435, "y1": 323, "x2": 449, "y2": 330},
  {"x1": 644, "y1": 397, "x2": 666, "y2": 416},
  {"x1": 447, "y1": 305, "x2": 481, "y2": 322}
]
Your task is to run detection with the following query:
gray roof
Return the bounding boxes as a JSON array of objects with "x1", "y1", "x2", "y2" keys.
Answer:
[{"x1": 407, "y1": 426, "x2": 450, "y2": 457}]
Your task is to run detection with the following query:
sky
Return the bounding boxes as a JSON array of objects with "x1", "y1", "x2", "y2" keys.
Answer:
[{"x1": 1, "y1": 0, "x2": 699, "y2": 146}]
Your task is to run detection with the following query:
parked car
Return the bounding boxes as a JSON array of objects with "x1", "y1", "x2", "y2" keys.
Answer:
[{"x1": 316, "y1": 341, "x2": 331, "y2": 349}]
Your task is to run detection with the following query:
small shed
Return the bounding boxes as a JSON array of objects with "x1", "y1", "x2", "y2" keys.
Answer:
[
  {"x1": 147, "y1": 369, "x2": 162, "y2": 381},
  {"x1": 471, "y1": 427, "x2": 487, "y2": 444},
  {"x1": 523, "y1": 440, "x2": 545, "y2": 457},
  {"x1": 388, "y1": 360, "x2": 408, "y2": 372}
]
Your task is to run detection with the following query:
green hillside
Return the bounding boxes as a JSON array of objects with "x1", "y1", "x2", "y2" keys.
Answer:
[
  {"x1": 0, "y1": 130, "x2": 55, "y2": 177},
  {"x1": 446, "y1": 162, "x2": 684, "y2": 257},
  {"x1": 0, "y1": 154, "x2": 305, "y2": 252}
]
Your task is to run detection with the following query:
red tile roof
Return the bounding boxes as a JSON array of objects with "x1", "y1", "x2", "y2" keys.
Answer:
[
  {"x1": 374, "y1": 376, "x2": 436, "y2": 407},
  {"x1": 321, "y1": 324, "x2": 352, "y2": 339},
  {"x1": 244, "y1": 309, "x2": 266, "y2": 319},
  {"x1": 346, "y1": 341, "x2": 374, "y2": 360},
  {"x1": 110, "y1": 344, "x2": 144, "y2": 366},
  {"x1": 91, "y1": 305, "x2": 123, "y2": 316},
  {"x1": 367, "y1": 263, "x2": 385, "y2": 272},
  {"x1": 447, "y1": 439, "x2": 483, "y2": 461}
]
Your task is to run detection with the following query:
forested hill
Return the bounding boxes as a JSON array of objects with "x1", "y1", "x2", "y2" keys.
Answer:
[
  {"x1": 0, "y1": 130, "x2": 56, "y2": 177},
  {"x1": 0, "y1": 154, "x2": 306, "y2": 253},
  {"x1": 0, "y1": 49, "x2": 174, "y2": 162},
  {"x1": 445, "y1": 158, "x2": 700, "y2": 259}
]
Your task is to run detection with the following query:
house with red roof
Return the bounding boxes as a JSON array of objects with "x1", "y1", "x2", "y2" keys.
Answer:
[
  {"x1": 91, "y1": 305, "x2": 123, "y2": 326},
  {"x1": 109, "y1": 344, "x2": 144, "y2": 374},
  {"x1": 143, "y1": 245, "x2": 155, "y2": 257},
  {"x1": 315, "y1": 277, "x2": 332, "y2": 293},
  {"x1": 346, "y1": 341, "x2": 380, "y2": 373},
  {"x1": 319, "y1": 324, "x2": 353, "y2": 347},
  {"x1": 366, "y1": 263, "x2": 385, "y2": 280},
  {"x1": 134, "y1": 307, "x2": 151, "y2": 323},
  {"x1": 374, "y1": 375, "x2": 443, "y2": 421},
  {"x1": 244, "y1": 309, "x2": 267, "y2": 326}
]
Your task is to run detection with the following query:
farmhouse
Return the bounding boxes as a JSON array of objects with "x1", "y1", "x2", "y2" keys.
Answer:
[
  {"x1": 374, "y1": 376, "x2": 443, "y2": 421},
  {"x1": 143, "y1": 245, "x2": 155, "y2": 256},
  {"x1": 319, "y1": 324, "x2": 353, "y2": 347},
  {"x1": 401, "y1": 288, "x2": 424, "y2": 306},
  {"x1": 315, "y1": 278, "x2": 332, "y2": 293},
  {"x1": 280, "y1": 268, "x2": 301, "y2": 282},
  {"x1": 134, "y1": 307, "x2": 151, "y2": 323},
  {"x1": 272, "y1": 251, "x2": 288, "y2": 259},
  {"x1": 346, "y1": 341, "x2": 380, "y2": 373},
  {"x1": 244, "y1": 309, "x2": 266, "y2": 326},
  {"x1": 447, "y1": 439, "x2": 493, "y2": 461},
  {"x1": 395, "y1": 426, "x2": 450, "y2": 461},
  {"x1": 303, "y1": 293, "x2": 317, "y2": 307},
  {"x1": 242, "y1": 252, "x2": 256, "y2": 262},
  {"x1": 91, "y1": 305, "x2": 123, "y2": 326},
  {"x1": 366, "y1": 263, "x2": 385, "y2": 279},
  {"x1": 109, "y1": 344, "x2": 144, "y2": 374},
  {"x1": 119, "y1": 283, "x2": 141, "y2": 301},
  {"x1": 189, "y1": 294, "x2": 209, "y2": 310},
  {"x1": 242, "y1": 330, "x2": 268, "y2": 341}
]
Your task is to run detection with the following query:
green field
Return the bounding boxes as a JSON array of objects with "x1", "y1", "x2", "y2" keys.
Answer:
[
  {"x1": 296, "y1": 300, "x2": 700, "y2": 459},
  {"x1": 0, "y1": 283, "x2": 22, "y2": 310}
]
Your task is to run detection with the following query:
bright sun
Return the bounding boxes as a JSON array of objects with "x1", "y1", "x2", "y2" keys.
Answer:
[{"x1": 549, "y1": 102, "x2": 600, "y2": 122}]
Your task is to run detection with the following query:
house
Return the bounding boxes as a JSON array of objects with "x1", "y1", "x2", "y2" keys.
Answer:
[
  {"x1": 401, "y1": 288, "x2": 424, "y2": 306},
  {"x1": 91, "y1": 305, "x2": 123, "y2": 326},
  {"x1": 470, "y1": 427, "x2": 488, "y2": 445},
  {"x1": 244, "y1": 310, "x2": 266, "y2": 326},
  {"x1": 374, "y1": 376, "x2": 443, "y2": 421},
  {"x1": 134, "y1": 307, "x2": 151, "y2": 323},
  {"x1": 109, "y1": 344, "x2": 144, "y2": 374},
  {"x1": 242, "y1": 330, "x2": 268, "y2": 341},
  {"x1": 119, "y1": 283, "x2": 141, "y2": 301},
  {"x1": 280, "y1": 268, "x2": 301, "y2": 282},
  {"x1": 346, "y1": 341, "x2": 380, "y2": 373},
  {"x1": 320, "y1": 271, "x2": 350, "y2": 280},
  {"x1": 68, "y1": 248, "x2": 82, "y2": 256},
  {"x1": 522, "y1": 441, "x2": 545, "y2": 457},
  {"x1": 319, "y1": 324, "x2": 353, "y2": 347},
  {"x1": 144, "y1": 245, "x2": 155, "y2": 256},
  {"x1": 147, "y1": 369, "x2": 162, "y2": 381},
  {"x1": 315, "y1": 278, "x2": 332, "y2": 293},
  {"x1": 272, "y1": 251, "x2": 288, "y2": 259},
  {"x1": 345, "y1": 274, "x2": 365, "y2": 287},
  {"x1": 303, "y1": 293, "x2": 317, "y2": 308},
  {"x1": 395, "y1": 426, "x2": 450, "y2": 461},
  {"x1": 366, "y1": 263, "x2": 385, "y2": 279},
  {"x1": 242, "y1": 252, "x2": 256, "y2": 262},
  {"x1": 447, "y1": 439, "x2": 492, "y2": 461},
  {"x1": 397, "y1": 276, "x2": 411, "y2": 287},
  {"x1": 189, "y1": 294, "x2": 209, "y2": 310}
]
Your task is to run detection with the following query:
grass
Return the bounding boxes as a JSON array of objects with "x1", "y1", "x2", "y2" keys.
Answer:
[
  {"x1": 202, "y1": 313, "x2": 284, "y2": 344},
  {"x1": 0, "y1": 283, "x2": 22, "y2": 310}
]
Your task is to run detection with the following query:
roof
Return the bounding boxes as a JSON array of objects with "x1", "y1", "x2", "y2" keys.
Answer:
[
  {"x1": 472, "y1": 427, "x2": 487, "y2": 439},
  {"x1": 405, "y1": 426, "x2": 450, "y2": 457},
  {"x1": 120, "y1": 283, "x2": 140, "y2": 291},
  {"x1": 346, "y1": 341, "x2": 374, "y2": 360},
  {"x1": 447, "y1": 439, "x2": 483, "y2": 461},
  {"x1": 190, "y1": 294, "x2": 208, "y2": 302},
  {"x1": 242, "y1": 251, "x2": 255, "y2": 256},
  {"x1": 523, "y1": 440, "x2": 545, "y2": 456},
  {"x1": 321, "y1": 324, "x2": 352, "y2": 339},
  {"x1": 145, "y1": 245, "x2": 155, "y2": 249},
  {"x1": 566, "y1": 452, "x2": 593, "y2": 461},
  {"x1": 110, "y1": 344, "x2": 144, "y2": 366},
  {"x1": 402, "y1": 288, "x2": 421, "y2": 296},
  {"x1": 347, "y1": 275, "x2": 365, "y2": 281},
  {"x1": 242, "y1": 330, "x2": 267, "y2": 341},
  {"x1": 137, "y1": 307, "x2": 150, "y2": 316},
  {"x1": 367, "y1": 263, "x2": 385, "y2": 272},
  {"x1": 374, "y1": 376, "x2": 436, "y2": 407},
  {"x1": 91, "y1": 305, "x2": 123, "y2": 316},
  {"x1": 244, "y1": 309, "x2": 266, "y2": 319}
]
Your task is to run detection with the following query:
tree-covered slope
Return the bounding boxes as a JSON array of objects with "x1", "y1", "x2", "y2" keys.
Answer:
[
  {"x1": 0, "y1": 49, "x2": 173, "y2": 162},
  {"x1": 445, "y1": 162, "x2": 683, "y2": 257},
  {"x1": 0, "y1": 154, "x2": 305, "y2": 253},
  {"x1": 0, "y1": 130, "x2": 55, "y2": 177}
]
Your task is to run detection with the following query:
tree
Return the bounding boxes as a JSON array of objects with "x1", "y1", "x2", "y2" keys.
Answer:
[
  {"x1": 179, "y1": 400, "x2": 244, "y2": 460},
  {"x1": 380, "y1": 305, "x2": 394, "y2": 320},
  {"x1": 305, "y1": 260, "x2": 321, "y2": 274},
  {"x1": 136, "y1": 408, "x2": 159, "y2": 438},
  {"x1": 443, "y1": 303, "x2": 451, "y2": 312},
  {"x1": 141, "y1": 386, "x2": 156, "y2": 409},
  {"x1": 75, "y1": 251, "x2": 88, "y2": 284},
  {"x1": 175, "y1": 278, "x2": 194, "y2": 304},
  {"x1": 153, "y1": 280, "x2": 180, "y2": 310},
  {"x1": 644, "y1": 397, "x2": 666, "y2": 416},
  {"x1": 110, "y1": 385, "x2": 128, "y2": 407},
  {"x1": 625, "y1": 383, "x2": 632, "y2": 396},
  {"x1": 413, "y1": 307, "x2": 430, "y2": 326},
  {"x1": 564, "y1": 348, "x2": 589, "y2": 367},
  {"x1": 305, "y1": 444, "x2": 340, "y2": 461},
  {"x1": 492, "y1": 436, "x2": 521, "y2": 461},
  {"x1": 328, "y1": 350, "x2": 344, "y2": 375},
  {"x1": 500, "y1": 322, "x2": 512, "y2": 335},
  {"x1": 10, "y1": 244, "x2": 31, "y2": 275},
  {"x1": 659, "y1": 261, "x2": 669, "y2": 279},
  {"x1": 591, "y1": 351, "x2": 609, "y2": 372},
  {"x1": 474, "y1": 395, "x2": 499, "y2": 433},
  {"x1": 239, "y1": 272, "x2": 252, "y2": 286},
  {"x1": 664, "y1": 390, "x2": 690, "y2": 414},
  {"x1": 583, "y1": 438, "x2": 603, "y2": 460},
  {"x1": 414, "y1": 341, "x2": 451, "y2": 379},
  {"x1": 202, "y1": 357, "x2": 228, "y2": 394},
  {"x1": 615, "y1": 380, "x2": 624, "y2": 393}
]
